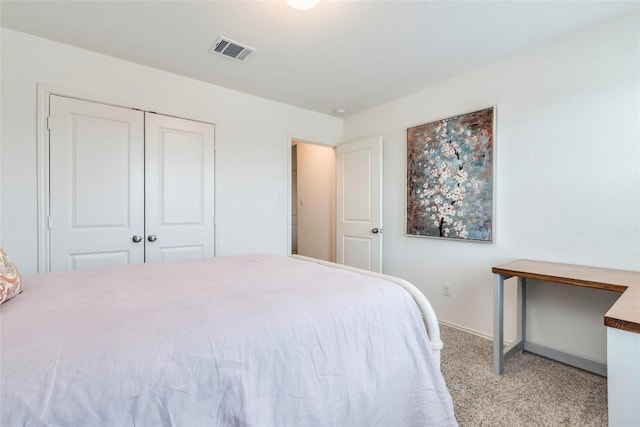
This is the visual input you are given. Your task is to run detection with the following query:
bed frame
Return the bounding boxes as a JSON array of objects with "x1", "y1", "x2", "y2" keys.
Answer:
[{"x1": 291, "y1": 255, "x2": 443, "y2": 367}]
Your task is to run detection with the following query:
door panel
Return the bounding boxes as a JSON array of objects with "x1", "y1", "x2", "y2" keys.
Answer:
[
  {"x1": 70, "y1": 251, "x2": 130, "y2": 271},
  {"x1": 342, "y1": 237, "x2": 371, "y2": 271},
  {"x1": 49, "y1": 95, "x2": 145, "y2": 272},
  {"x1": 73, "y1": 116, "x2": 131, "y2": 227},
  {"x1": 144, "y1": 113, "x2": 215, "y2": 263},
  {"x1": 343, "y1": 148, "x2": 372, "y2": 221},
  {"x1": 159, "y1": 246, "x2": 204, "y2": 262},
  {"x1": 161, "y1": 132, "x2": 204, "y2": 224},
  {"x1": 336, "y1": 136, "x2": 382, "y2": 272}
]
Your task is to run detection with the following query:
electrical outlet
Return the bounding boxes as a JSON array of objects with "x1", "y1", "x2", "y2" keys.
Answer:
[{"x1": 443, "y1": 283, "x2": 452, "y2": 297}]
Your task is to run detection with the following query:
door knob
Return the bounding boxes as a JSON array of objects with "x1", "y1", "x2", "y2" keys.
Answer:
[
  {"x1": 132, "y1": 235, "x2": 142, "y2": 243},
  {"x1": 147, "y1": 235, "x2": 157, "y2": 242},
  {"x1": 371, "y1": 228, "x2": 380, "y2": 234}
]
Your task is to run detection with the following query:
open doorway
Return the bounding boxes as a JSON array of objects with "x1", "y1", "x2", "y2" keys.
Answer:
[{"x1": 291, "y1": 140, "x2": 336, "y2": 262}]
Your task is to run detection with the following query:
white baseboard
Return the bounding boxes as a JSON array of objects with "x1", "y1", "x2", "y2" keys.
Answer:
[{"x1": 438, "y1": 320, "x2": 493, "y2": 341}]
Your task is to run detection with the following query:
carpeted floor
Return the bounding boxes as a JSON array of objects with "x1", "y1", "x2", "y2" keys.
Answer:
[{"x1": 439, "y1": 324, "x2": 608, "y2": 426}]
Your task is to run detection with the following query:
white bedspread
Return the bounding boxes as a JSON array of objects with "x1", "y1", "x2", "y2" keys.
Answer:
[{"x1": 1, "y1": 254, "x2": 456, "y2": 426}]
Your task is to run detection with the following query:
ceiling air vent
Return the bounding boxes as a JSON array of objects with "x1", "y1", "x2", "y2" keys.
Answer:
[{"x1": 209, "y1": 37, "x2": 256, "y2": 62}]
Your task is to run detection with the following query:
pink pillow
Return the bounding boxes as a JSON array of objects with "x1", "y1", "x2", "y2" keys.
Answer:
[{"x1": 0, "y1": 247, "x2": 22, "y2": 304}]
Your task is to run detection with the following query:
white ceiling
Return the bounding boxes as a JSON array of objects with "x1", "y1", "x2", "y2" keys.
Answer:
[{"x1": 1, "y1": 1, "x2": 638, "y2": 116}]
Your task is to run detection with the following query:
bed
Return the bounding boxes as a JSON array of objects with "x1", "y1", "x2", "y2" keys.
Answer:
[{"x1": 0, "y1": 253, "x2": 456, "y2": 426}]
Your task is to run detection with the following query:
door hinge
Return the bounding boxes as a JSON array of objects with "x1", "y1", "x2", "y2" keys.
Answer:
[
  {"x1": 46, "y1": 116, "x2": 51, "y2": 130},
  {"x1": 47, "y1": 216, "x2": 52, "y2": 230}
]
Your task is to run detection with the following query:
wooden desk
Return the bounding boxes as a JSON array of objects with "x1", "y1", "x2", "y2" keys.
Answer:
[{"x1": 492, "y1": 259, "x2": 640, "y2": 375}]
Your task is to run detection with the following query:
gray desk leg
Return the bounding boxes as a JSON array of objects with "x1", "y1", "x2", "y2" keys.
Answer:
[
  {"x1": 517, "y1": 277, "x2": 527, "y2": 349},
  {"x1": 494, "y1": 275, "x2": 526, "y2": 375},
  {"x1": 493, "y1": 274, "x2": 505, "y2": 374}
]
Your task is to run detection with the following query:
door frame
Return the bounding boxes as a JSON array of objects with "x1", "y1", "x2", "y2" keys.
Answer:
[
  {"x1": 36, "y1": 84, "x2": 216, "y2": 272},
  {"x1": 286, "y1": 135, "x2": 338, "y2": 259},
  {"x1": 290, "y1": 139, "x2": 337, "y2": 262}
]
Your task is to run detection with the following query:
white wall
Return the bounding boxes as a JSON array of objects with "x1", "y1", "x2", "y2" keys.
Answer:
[
  {"x1": 0, "y1": 28, "x2": 343, "y2": 275},
  {"x1": 344, "y1": 14, "x2": 640, "y2": 363},
  {"x1": 295, "y1": 142, "x2": 335, "y2": 262}
]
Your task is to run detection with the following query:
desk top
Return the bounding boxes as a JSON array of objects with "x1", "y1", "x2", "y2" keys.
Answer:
[{"x1": 492, "y1": 259, "x2": 640, "y2": 334}]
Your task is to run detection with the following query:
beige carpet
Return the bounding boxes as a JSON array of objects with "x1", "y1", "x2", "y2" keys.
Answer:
[{"x1": 439, "y1": 324, "x2": 607, "y2": 426}]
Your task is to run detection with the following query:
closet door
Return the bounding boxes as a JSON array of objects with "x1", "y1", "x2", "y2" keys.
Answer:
[
  {"x1": 144, "y1": 113, "x2": 215, "y2": 263},
  {"x1": 49, "y1": 96, "x2": 145, "y2": 271}
]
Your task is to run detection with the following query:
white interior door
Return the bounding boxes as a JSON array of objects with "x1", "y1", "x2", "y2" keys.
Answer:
[
  {"x1": 49, "y1": 95, "x2": 145, "y2": 271},
  {"x1": 336, "y1": 136, "x2": 383, "y2": 272},
  {"x1": 144, "y1": 113, "x2": 215, "y2": 263}
]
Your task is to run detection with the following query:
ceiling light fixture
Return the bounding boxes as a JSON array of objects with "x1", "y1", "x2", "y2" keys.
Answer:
[
  {"x1": 335, "y1": 107, "x2": 347, "y2": 115},
  {"x1": 286, "y1": 0, "x2": 320, "y2": 11}
]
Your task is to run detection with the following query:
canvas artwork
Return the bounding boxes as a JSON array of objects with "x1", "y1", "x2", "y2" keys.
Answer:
[{"x1": 407, "y1": 107, "x2": 494, "y2": 242}]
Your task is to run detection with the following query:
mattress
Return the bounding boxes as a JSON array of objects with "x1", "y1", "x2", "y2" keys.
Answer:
[{"x1": 0, "y1": 253, "x2": 456, "y2": 426}]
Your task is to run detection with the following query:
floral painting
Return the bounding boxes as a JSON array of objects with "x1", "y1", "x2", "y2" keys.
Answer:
[{"x1": 407, "y1": 107, "x2": 494, "y2": 242}]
